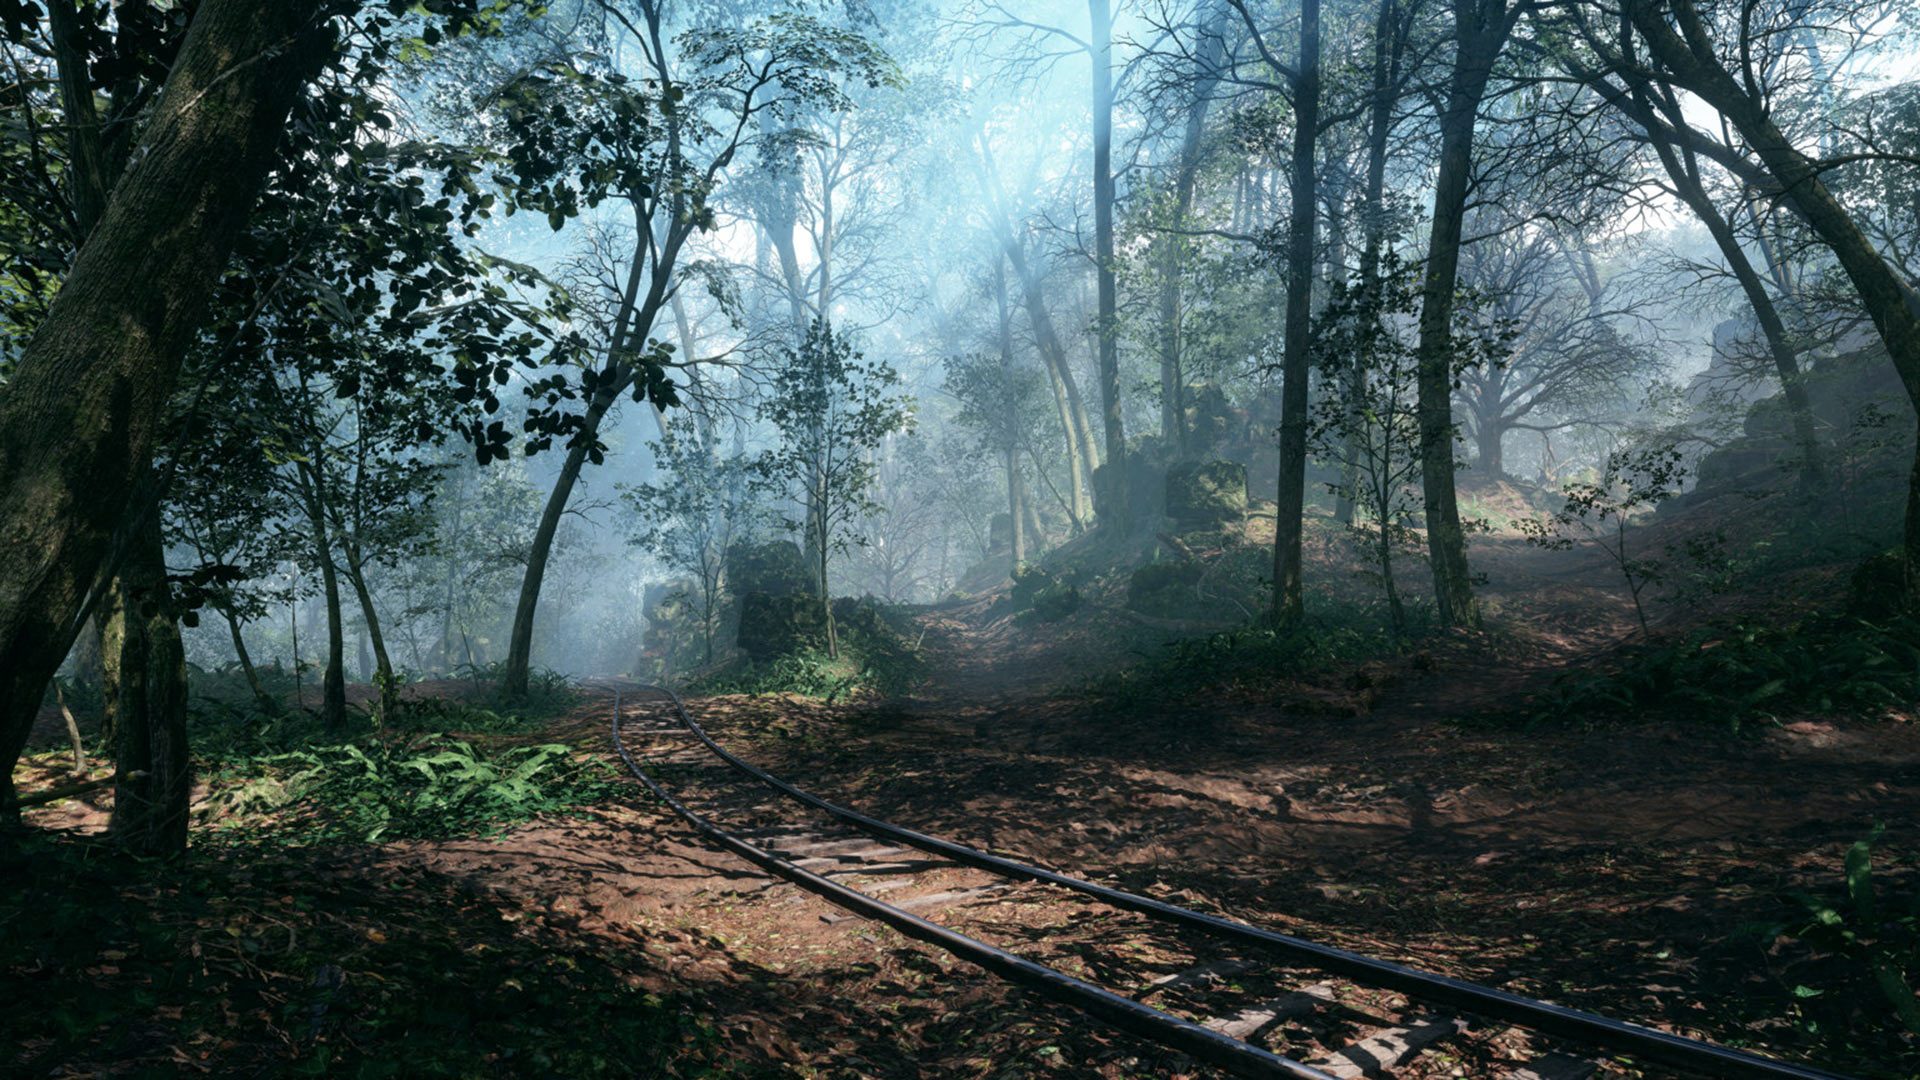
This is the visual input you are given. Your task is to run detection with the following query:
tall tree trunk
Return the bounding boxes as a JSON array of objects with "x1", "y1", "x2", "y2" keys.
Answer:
[
  {"x1": 1415, "y1": 1, "x2": 1511, "y2": 630},
  {"x1": 103, "y1": 512, "x2": 190, "y2": 855},
  {"x1": 996, "y1": 253, "x2": 1028, "y2": 570},
  {"x1": 1005, "y1": 239, "x2": 1098, "y2": 523},
  {"x1": 505, "y1": 386, "x2": 617, "y2": 696},
  {"x1": 1273, "y1": 0, "x2": 1322, "y2": 627},
  {"x1": 1089, "y1": 0, "x2": 1128, "y2": 525},
  {"x1": 0, "y1": 1, "x2": 331, "y2": 818},
  {"x1": 342, "y1": 541, "x2": 395, "y2": 718},
  {"x1": 1157, "y1": 4, "x2": 1227, "y2": 455},
  {"x1": 46, "y1": 0, "x2": 112, "y2": 238},
  {"x1": 222, "y1": 607, "x2": 270, "y2": 710},
  {"x1": 1475, "y1": 422, "x2": 1504, "y2": 480},
  {"x1": 295, "y1": 463, "x2": 347, "y2": 730},
  {"x1": 504, "y1": 206, "x2": 692, "y2": 699},
  {"x1": 1337, "y1": 0, "x2": 1403, "y2": 526}
]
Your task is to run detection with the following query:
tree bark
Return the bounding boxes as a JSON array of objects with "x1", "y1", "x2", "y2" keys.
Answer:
[
  {"x1": 996, "y1": 253, "x2": 1028, "y2": 571},
  {"x1": 342, "y1": 540, "x2": 396, "y2": 718},
  {"x1": 1089, "y1": 0, "x2": 1128, "y2": 524},
  {"x1": 103, "y1": 512, "x2": 190, "y2": 856},
  {"x1": 1273, "y1": 0, "x2": 1322, "y2": 627},
  {"x1": 0, "y1": 0, "x2": 332, "y2": 818},
  {"x1": 1337, "y1": 0, "x2": 1403, "y2": 526},
  {"x1": 1415, "y1": 0, "x2": 1511, "y2": 630},
  {"x1": 222, "y1": 607, "x2": 270, "y2": 710},
  {"x1": 1157, "y1": 4, "x2": 1228, "y2": 455}
]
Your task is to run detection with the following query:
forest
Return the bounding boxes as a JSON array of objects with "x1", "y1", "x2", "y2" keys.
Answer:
[{"x1": 2, "y1": 0, "x2": 1919, "y2": 1076}]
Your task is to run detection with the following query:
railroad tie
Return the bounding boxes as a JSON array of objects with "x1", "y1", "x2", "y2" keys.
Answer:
[
  {"x1": 1308, "y1": 1015, "x2": 1465, "y2": 1079},
  {"x1": 1202, "y1": 984, "x2": 1333, "y2": 1041},
  {"x1": 1501, "y1": 1052, "x2": 1598, "y2": 1080},
  {"x1": 1145, "y1": 958, "x2": 1261, "y2": 994}
]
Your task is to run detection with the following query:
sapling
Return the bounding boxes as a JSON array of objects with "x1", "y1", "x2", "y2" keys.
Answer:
[{"x1": 1520, "y1": 444, "x2": 1687, "y2": 636}]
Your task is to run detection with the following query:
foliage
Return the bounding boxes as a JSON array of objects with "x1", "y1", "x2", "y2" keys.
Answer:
[
  {"x1": 693, "y1": 599, "x2": 923, "y2": 701},
  {"x1": 1309, "y1": 252, "x2": 1517, "y2": 635},
  {"x1": 625, "y1": 417, "x2": 758, "y2": 666},
  {"x1": 1741, "y1": 827, "x2": 1920, "y2": 1059},
  {"x1": 203, "y1": 734, "x2": 618, "y2": 845},
  {"x1": 1091, "y1": 617, "x2": 1399, "y2": 707},
  {"x1": 753, "y1": 320, "x2": 914, "y2": 652},
  {"x1": 1532, "y1": 615, "x2": 1920, "y2": 728}
]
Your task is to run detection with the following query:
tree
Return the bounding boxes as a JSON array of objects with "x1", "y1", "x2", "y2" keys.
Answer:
[
  {"x1": 1413, "y1": 0, "x2": 1534, "y2": 630},
  {"x1": 624, "y1": 418, "x2": 756, "y2": 667},
  {"x1": 485, "y1": 4, "x2": 897, "y2": 699},
  {"x1": 1579, "y1": 0, "x2": 1920, "y2": 604},
  {"x1": 1225, "y1": 0, "x2": 1323, "y2": 626},
  {"x1": 1520, "y1": 442, "x2": 1688, "y2": 637},
  {"x1": 943, "y1": 255, "x2": 1052, "y2": 575},
  {"x1": 1453, "y1": 224, "x2": 1664, "y2": 479},
  {"x1": 0, "y1": 0, "x2": 335, "y2": 821},
  {"x1": 754, "y1": 321, "x2": 913, "y2": 657},
  {"x1": 1310, "y1": 260, "x2": 1426, "y2": 637}
]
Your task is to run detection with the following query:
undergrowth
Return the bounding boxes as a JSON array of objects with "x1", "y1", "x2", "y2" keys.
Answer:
[
  {"x1": 1531, "y1": 614, "x2": 1920, "y2": 728},
  {"x1": 180, "y1": 666, "x2": 612, "y2": 845},
  {"x1": 1739, "y1": 827, "x2": 1920, "y2": 1073},
  {"x1": 1091, "y1": 609, "x2": 1407, "y2": 706},
  {"x1": 692, "y1": 600, "x2": 924, "y2": 702},
  {"x1": 200, "y1": 734, "x2": 621, "y2": 845}
]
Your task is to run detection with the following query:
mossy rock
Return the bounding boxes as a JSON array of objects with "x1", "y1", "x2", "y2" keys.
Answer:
[
  {"x1": 1012, "y1": 565, "x2": 1082, "y2": 622},
  {"x1": 737, "y1": 591, "x2": 828, "y2": 660},
  {"x1": 1849, "y1": 549, "x2": 1911, "y2": 620},
  {"x1": 1183, "y1": 383, "x2": 1237, "y2": 451},
  {"x1": 726, "y1": 540, "x2": 812, "y2": 599},
  {"x1": 1166, "y1": 459, "x2": 1247, "y2": 526},
  {"x1": 1127, "y1": 561, "x2": 1206, "y2": 617}
]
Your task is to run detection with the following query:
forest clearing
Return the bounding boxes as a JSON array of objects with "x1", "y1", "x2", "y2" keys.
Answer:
[{"x1": 3, "y1": 0, "x2": 1920, "y2": 1077}]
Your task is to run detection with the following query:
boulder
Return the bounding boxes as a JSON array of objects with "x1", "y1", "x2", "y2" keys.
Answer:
[
  {"x1": 1127, "y1": 560, "x2": 1206, "y2": 618},
  {"x1": 726, "y1": 539, "x2": 813, "y2": 599},
  {"x1": 1012, "y1": 565, "x2": 1081, "y2": 621},
  {"x1": 1166, "y1": 459, "x2": 1248, "y2": 527},
  {"x1": 736, "y1": 591, "x2": 828, "y2": 661}
]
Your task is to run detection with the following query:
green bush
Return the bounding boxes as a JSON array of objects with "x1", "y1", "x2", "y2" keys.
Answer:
[
  {"x1": 1127, "y1": 561, "x2": 1207, "y2": 617},
  {"x1": 1740, "y1": 826, "x2": 1920, "y2": 1065}
]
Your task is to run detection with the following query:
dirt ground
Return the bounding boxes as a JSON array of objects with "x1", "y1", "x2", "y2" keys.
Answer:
[{"x1": 7, "y1": 533, "x2": 1920, "y2": 1078}]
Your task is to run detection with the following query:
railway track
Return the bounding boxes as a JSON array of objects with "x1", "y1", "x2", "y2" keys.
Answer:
[{"x1": 601, "y1": 680, "x2": 1853, "y2": 1080}]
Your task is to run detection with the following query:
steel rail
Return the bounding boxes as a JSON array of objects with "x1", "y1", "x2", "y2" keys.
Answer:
[
  {"x1": 616, "y1": 680, "x2": 1854, "y2": 1080},
  {"x1": 607, "y1": 684, "x2": 1338, "y2": 1080}
]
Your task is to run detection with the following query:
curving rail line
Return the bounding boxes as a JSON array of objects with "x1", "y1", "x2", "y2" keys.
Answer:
[{"x1": 603, "y1": 680, "x2": 1854, "y2": 1080}]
